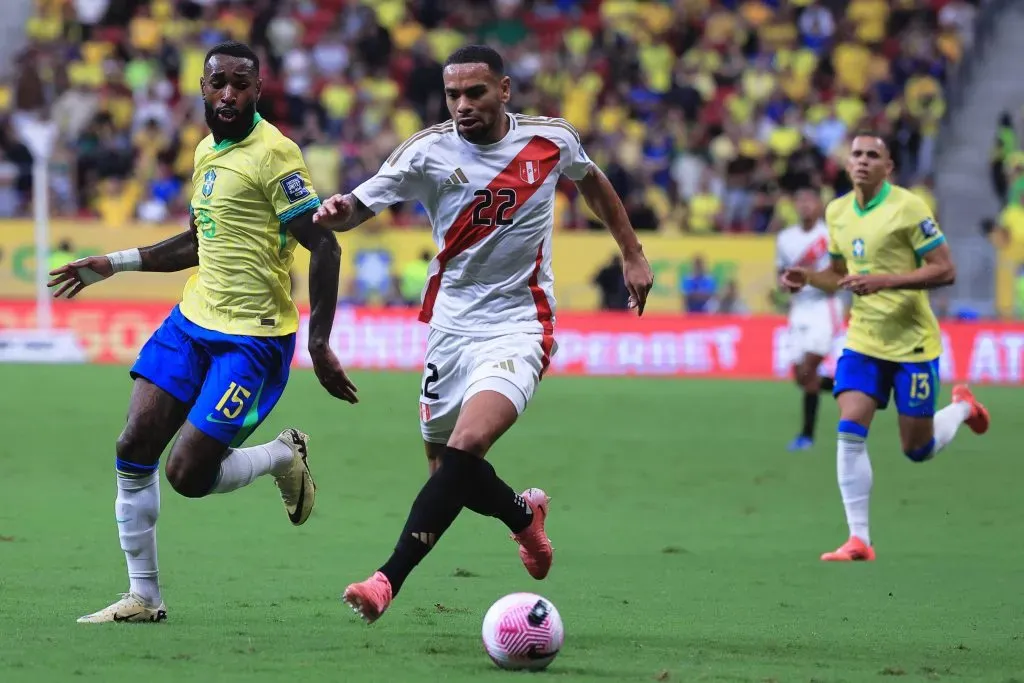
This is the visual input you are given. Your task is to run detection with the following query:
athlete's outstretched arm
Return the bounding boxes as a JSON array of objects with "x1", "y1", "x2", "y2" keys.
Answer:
[
  {"x1": 575, "y1": 168, "x2": 654, "y2": 314},
  {"x1": 287, "y1": 210, "x2": 359, "y2": 404},
  {"x1": 781, "y1": 256, "x2": 847, "y2": 294},
  {"x1": 48, "y1": 215, "x2": 200, "y2": 298},
  {"x1": 840, "y1": 242, "x2": 955, "y2": 295},
  {"x1": 140, "y1": 215, "x2": 200, "y2": 272},
  {"x1": 312, "y1": 193, "x2": 376, "y2": 233},
  {"x1": 892, "y1": 241, "x2": 956, "y2": 288}
]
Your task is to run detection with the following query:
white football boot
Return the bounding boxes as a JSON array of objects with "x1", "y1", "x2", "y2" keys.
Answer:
[{"x1": 77, "y1": 592, "x2": 167, "y2": 623}]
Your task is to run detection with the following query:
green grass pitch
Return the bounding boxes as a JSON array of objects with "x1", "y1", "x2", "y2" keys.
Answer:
[{"x1": 1, "y1": 365, "x2": 1021, "y2": 682}]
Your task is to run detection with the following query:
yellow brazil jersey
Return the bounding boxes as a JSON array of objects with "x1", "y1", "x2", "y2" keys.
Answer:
[
  {"x1": 182, "y1": 113, "x2": 320, "y2": 337},
  {"x1": 826, "y1": 182, "x2": 944, "y2": 363}
]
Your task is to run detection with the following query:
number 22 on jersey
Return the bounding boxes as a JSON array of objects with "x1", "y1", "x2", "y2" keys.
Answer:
[{"x1": 471, "y1": 188, "x2": 519, "y2": 227}]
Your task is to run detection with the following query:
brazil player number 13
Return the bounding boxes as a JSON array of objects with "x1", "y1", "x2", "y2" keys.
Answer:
[{"x1": 780, "y1": 132, "x2": 990, "y2": 563}]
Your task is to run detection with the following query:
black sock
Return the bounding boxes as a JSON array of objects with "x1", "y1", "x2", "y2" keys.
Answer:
[
  {"x1": 458, "y1": 450, "x2": 533, "y2": 534},
  {"x1": 378, "y1": 449, "x2": 471, "y2": 596},
  {"x1": 820, "y1": 376, "x2": 834, "y2": 392},
  {"x1": 802, "y1": 391, "x2": 819, "y2": 439}
]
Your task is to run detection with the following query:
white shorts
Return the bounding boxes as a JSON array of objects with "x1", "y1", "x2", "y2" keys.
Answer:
[
  {"x1": 418, "y1": 329, "x2": 554, "y2": 443},
  {"x1": 786, "y1": 298, "x2": 843, "y2": 364}
]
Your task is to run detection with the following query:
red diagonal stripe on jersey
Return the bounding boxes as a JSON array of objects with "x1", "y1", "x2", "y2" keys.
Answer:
[
  {"x1": 419, "y1": 135, "x2": 561, "y2": 324},
  {"x1": 528, "y1": 243, "x2": 555, "y2": 376},
  {"x1": 796, "y1": 235, "x2": 829, "y2": 268}
]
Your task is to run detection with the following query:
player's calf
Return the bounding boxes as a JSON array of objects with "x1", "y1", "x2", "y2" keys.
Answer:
[
  {"x1": 104, "y1": 378, "x2": 189, "y2": 618},
  {"x1": 165, "y1": 452, "x2": 223, "y2": 498}
]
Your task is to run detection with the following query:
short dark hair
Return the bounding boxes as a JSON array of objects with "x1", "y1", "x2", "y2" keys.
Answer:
[
  {"x1": 851, "y1": 130, "x2": 891, "y2": 154},
  {"x1": 205, "y1": 41, "x2": 260, "y2": 74},
  {"x1": 444, "y1": 45, "x2": 504, "y2": 76}
]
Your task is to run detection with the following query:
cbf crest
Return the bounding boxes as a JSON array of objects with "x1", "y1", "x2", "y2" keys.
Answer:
[
  {"x1": 852, "y1": 238, "x2": 866, "y2": 259},
  {"x1": 202, "y1": 169, "x2": 217, "y2": 197},
  {"x1": 519, "y1": 160, "x2": 541, "y2": 185}
]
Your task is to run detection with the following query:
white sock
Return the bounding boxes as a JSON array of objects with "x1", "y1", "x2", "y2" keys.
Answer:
[
  {"x1": 209, "y1": 438, "x2": 294, "y2": 494},
  {"x1": 932, "y1": 401, "x2": 971, "y2": 454},
  {"x1": 116, "y1": 471, "x2": 161, "y2": 605},
  {"x1": 837, "y1": 433, "x2": 873, "y2": 545}
]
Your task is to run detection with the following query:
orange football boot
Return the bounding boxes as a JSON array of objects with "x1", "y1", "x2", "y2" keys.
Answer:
[
  {"x1": 342, "y1": 571, "x2": 393, "y2": 624},
  {"x1": 510, "y1": 488, "x2": 553, "y2": 580},
  {"x1": 952, "y1": 385, "x2": 990, "y2": 435},
  {"x1": 821, "y1": 536, "x2": 875, "y2": 561}
]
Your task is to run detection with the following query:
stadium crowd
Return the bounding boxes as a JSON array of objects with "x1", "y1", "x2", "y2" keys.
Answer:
[{"x1": 0, "y1": 0, "x2": 975, "y2": 235}]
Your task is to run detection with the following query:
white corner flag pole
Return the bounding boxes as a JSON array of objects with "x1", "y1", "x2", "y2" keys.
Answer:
[
  {"x1": 14, "y1": 112, "x2": 58, "y2": 332},
  {"x1": 32, "y1": 149, "x2": 51, "y2": 330}
]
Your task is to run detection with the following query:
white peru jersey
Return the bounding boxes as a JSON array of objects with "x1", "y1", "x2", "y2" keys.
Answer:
[
  {"x1": 352, "y1": 113, "x2": 595, "y2": 339},
  {"x1": 776, "y1": 220, "x2": 835, "y2": 307}
]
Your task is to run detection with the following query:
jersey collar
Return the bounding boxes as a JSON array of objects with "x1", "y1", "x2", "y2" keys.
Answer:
[
  {"x1": 853, "y1": 180, "x2": 891, "y2": 217},
  {"x1": 211, "y1": 112, "x2": 263, "y2": 151}
]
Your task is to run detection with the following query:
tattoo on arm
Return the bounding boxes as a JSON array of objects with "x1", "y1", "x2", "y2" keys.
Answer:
[
  {"x1": 287, "y1": 209, "x2": 340, "y2": 349},
  {"x1": 139, "y1": 215, "x2": 200, "y2": 272}
]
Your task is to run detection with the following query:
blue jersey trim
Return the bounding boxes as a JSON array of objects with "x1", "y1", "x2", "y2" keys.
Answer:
[
  {"x1": 278, "y1": 196, "x2": 321, "y2": 224},
  {"x1": 914, "y1": 235, "x2": 946, "y2": 256}
]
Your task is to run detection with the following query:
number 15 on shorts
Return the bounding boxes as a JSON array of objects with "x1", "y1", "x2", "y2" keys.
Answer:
[{"x1": 215, "y1": 381, "x2": 251, "y2": 420}]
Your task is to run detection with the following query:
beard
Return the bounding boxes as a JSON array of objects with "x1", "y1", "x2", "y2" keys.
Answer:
[{"x1": 204, "y1": 100, "x2": 257, "y2": 141}]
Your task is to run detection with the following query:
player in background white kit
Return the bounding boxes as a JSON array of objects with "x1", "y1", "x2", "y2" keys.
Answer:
[
  {"x1": 313, "y1": 45, "x2": 654, "y2": 624},
  {"x1": 776, "y1": 188, "x2": 845, "y2": 451}
]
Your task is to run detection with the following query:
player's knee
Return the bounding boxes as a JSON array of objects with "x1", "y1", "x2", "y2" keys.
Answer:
[
  {"x1": 902, "y1": 438, "x2": 935, "y2": 463},
  {"x1": 165, "y1": 456, "x2": 211, "y2": 498},
  {"x1": 447, "y1": 428, "x2": 494, "y2": 458},
  {"x1": 116, "y1": 422, "x2": 159, "y2": 466}
]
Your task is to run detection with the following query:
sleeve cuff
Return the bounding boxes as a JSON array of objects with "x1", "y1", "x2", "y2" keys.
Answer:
[
  {"x1": 278, "y1": 196, "x2": 321, "y2": 223},
  {"x1": 914, "y1": 235, "x2": 946, "y2": 256}
]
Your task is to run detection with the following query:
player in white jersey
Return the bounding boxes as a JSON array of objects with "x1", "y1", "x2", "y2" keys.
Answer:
[
  {"x1": 776, "y1": 188, "x2": 845, "y2": 451},
  {"x1": 313, "y1": 45, "x2": 654, "y2": 624}
]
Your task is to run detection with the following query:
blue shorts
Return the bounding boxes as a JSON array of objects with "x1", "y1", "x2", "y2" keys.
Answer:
[
  {"x1": 833, "y1": 349, "x2": 939, "y2": 417},
  {"x1": 131, "y1": 306, "x2": 296, "y2": 447}
]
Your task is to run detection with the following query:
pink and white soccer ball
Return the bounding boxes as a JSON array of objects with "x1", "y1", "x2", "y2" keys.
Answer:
[{"x1": 481, "y1": 592, "x2": 564, "y2": 671}]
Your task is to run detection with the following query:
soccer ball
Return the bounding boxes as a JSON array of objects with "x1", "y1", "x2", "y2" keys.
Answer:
[{"x1": 481, "y1": 592, "x2": 564, "y2": 671}]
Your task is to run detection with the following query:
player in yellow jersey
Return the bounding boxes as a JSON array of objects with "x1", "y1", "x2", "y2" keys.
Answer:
[
  {"x1": 782, "y1": 133, "x2": 990, "y2": 562},
  {"x1": 48, "y1": 42, "x2": 356, "y2": 623}
]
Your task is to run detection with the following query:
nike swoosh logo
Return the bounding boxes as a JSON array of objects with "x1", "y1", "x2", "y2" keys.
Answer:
[
  {"x1": 113, "y1": 613, "x2": 134, "y2": 622},
  {"x1": 205, "y1": 413, "x2": 236, "y2": 424},
  {"x1": 288, "y1": 475, "x2": 306, "y2": 524}
]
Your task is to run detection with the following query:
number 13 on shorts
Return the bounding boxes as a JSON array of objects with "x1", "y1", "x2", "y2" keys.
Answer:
[
  {"x1": 909, "y1": 372, "x2": 931, "y2": 400},
  {"x1": 215, "y1": 381, "x2": 252, "y2": 420},
  {"x1": 896, "y1": 360, "x2": 939, "y2": 417}
]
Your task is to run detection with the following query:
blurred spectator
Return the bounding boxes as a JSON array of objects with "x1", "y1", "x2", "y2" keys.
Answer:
[
  {"x1": 687, "y1": 170, "x2": 723, "y2": 233},
  {"x1": 993, "y1": 202, "x2": 1024, "y2": 250},
  {"x1": 593, "y1": 255, "x2": 629, "y2": 311},
  {"x1": 991, "y1": 111, "x2": 1017, "y2": 203},
  {"x1": 681, "y1": 255, "x2": 717, "y2": 314},
  {"x1": 1017, "y1": 265, "x2": 1024, "y2": 319},
  {"x1": 708, "y1": 280, "x2": 748, "y2": 315},
  {"x1": 0, "y1": 151, "x2": 23, "y2": 217},
  {"x1": 48, "y1": 239, "x2": 74, "y2": 272},
  {"x1": 3, "y1": 0, "x2": 967, "y2": 234},
  {"x1": 399, "y1": 249, "x2": 431, "y2": 308}
]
